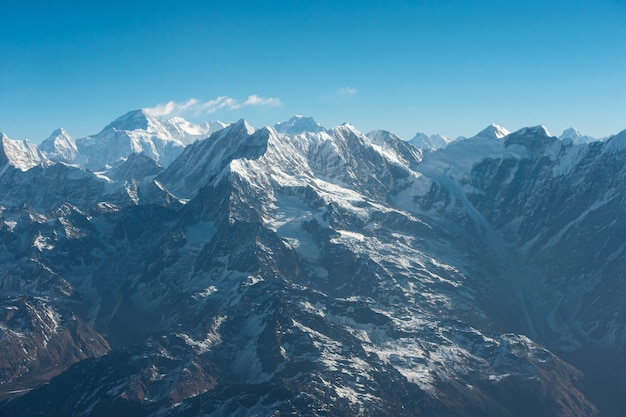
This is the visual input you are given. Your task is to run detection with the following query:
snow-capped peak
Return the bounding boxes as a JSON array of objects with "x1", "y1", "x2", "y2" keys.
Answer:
[
  {"x1": 74, "y1": 110, "x2": 229, "y2": 170},
  {"x1": 472, "y1": 124, "x2": 510, "y2": 140},
  {"x1": 366, "y1": 130, "x2": 402, "y2": 146},
  {"x1": 274, "y1": 115, "x2": 324, "y2": 134},
  {"x1": 102, "y1": 109, "x2": 152, "y2": 132},
  {"x1": 223, "y1": 119, "x2": 256, "y2": 137},
  {"x1": 514, "y1": 125, "x2": 552, "y2": 138},
  {"x1": 100, "y1": 109, "x2": 223, "y2": 144},
  {"x1": 559, "y1": 127, "x2": 596, "y2": 144},
  {"x1": 40, "y1": 128, "x2": 78, "y2": 163},
  {"x1": 0, "y1": 133, "x2": 49, "y2": 171},
  {"x1": 333, "y1": 122, "x2": 361, "y2": 136},
  {"x1": 408, "y1": 132, "x2": 452, "y2": 151},
  {"x1": 162, "y1": 118, "x2": 228, "y2": 145}
]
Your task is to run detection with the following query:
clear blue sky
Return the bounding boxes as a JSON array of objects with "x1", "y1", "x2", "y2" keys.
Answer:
[{"x1": 1, "y1": 0, "x2": 625, "y2": 142}]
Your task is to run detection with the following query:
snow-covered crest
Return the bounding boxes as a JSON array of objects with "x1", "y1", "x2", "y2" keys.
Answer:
[
  {"x1": 72, "y1": 109, "x2": 228, "y2": 170},
  {"x1": 274, "y1": 115, "x2": 324, "y2": 135},
  {"x1": 409, "y1": 132, "x2": 452, "y2": 151},
  {"x1": 0, "y1": 133, "x2": 50, "y2": 172},
  {"x1": 40, "y1": 128, "x2": 78, "y2": 163},
  {"x1": 471, "y1": 123, "x2": 510, "y2": 140},
  {"x1": 559, "y1": 127, "x2": 596, "y2": 145}
]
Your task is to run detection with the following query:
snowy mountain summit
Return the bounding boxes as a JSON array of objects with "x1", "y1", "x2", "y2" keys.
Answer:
[
  {"x1": 0, "y1": 112, "x2": 625, "y2": 417},
  {"x1": 73, "y1": 109, "x2": 228, "y2": 169},
  {"x1": 559, "y1": 127, "x2": 597, "y2": 144},
  {"x1": 0, "y1": 132, "x2": 49, "y2": 172},
  {"x1": 105, "y1": 109, "x2": 227, "y2": 145},
  {"x1": 471, "y1": 123, "x2": 510, "y2": 140},
  {"x1": 274, "y1": 115, "x2": 325, "y2": 134},
  {"x1": 40, "y1": 128, "x2": 78, "y2": 163},
  {"x1": 408, "y1": 131, "x2": 452, "y2": 151}
]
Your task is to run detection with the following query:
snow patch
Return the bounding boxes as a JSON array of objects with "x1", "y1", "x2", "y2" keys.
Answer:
[{"x1": 33, "y1": 234, "x2": 54, "y2": 251}]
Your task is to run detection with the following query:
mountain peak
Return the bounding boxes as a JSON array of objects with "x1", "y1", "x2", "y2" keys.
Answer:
[
  {"x1": 515, "y1": 125, "x2": 552, "y2": 138},
  {"x1": 228, "y1": 119, "x2": 256, "y2": 136},
  {"x1": 101, "y1": 109, "x2": 151, "y2": 132},
  {"x1": 40, "y1": 128, "x2": 78, "y2": 163},
  {"x1": 559, "y1": 127, "x2": 595, "y2": 144},
  {"x1": 50, "y1": 127, "x2": 69, "y2": 137},
  {"x1": 106, "y1": 151, "x2": 163, "y2": 182},
  {"x1": 408, "y1": 132, "x2": 451, "y2": 151},
  {"x1": 472, "y1": 124, "x2": 510, "y2": 140},
  {"x1": 274, "y1": 115, "x2": 324, "y2": 134},
  {"x1": 561, "y1": 127, "x2": 580, "y2": 137},
  {"x1": 0, "y1": 134, "x2": 49, "y2": 171},
  {"x1": 45, "y1": 127, "x2": 73, "y2": 141},
  {"x1": 336, "y1": 122, "x2": 359, "y2": 133},
  {"x1": 366, "y1": 129, "x2": 402, "y2": 146}
]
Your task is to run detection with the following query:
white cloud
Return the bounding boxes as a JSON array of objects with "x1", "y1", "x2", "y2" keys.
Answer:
[
  {"x1": 144, "y1": 95, "x2": 282, "y2": 117},
  {"x1": 198, "y1": 96, "x2": 240, "y2": 114},
  {"x1": 144, "y1": 98, "x2": 199, "y2": 117},
  {"x1": 243, "y1": 95, "x2": 281, "y2": 107},
  {"x1": 338, "y1": 86, "x2": 357, "y2": 96}
]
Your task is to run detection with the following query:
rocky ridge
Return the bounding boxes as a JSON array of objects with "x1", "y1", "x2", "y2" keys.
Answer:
[{"x1": 0, "y1": 113, "x2": 624, "y2": 416}]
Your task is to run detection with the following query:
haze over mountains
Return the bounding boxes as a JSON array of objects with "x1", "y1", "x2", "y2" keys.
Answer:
[{"x1": 0, "y1": 110, "x2": 624, "y2": 417}]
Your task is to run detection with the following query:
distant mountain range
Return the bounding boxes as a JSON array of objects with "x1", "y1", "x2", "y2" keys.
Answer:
[{"x1": 0, "y1": 111, "x2": 623, "y2": 417}]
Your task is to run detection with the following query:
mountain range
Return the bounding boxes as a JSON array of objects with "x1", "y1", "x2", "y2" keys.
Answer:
[{"x1": 0, "y1": 111, "x2": 624, "y2": 416}]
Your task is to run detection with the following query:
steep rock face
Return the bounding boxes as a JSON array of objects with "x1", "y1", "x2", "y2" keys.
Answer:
[
  {"x1": 0, "y1": 204, "x2": 111, "y2": 399},
  {"x1": 465, "y1": 130, "x2": 626, "y2": 349},
  {"x1": 0, "y1": 119, "x2": 623, "y2": 416},
  {"x1": 0, "y1": 297, "x2": 110, "y2": 400},
  {"x1": 157, "y1": 119, "x2": 262, "y2": 200},
  {"x1": 402, "y1": 126, "x2": 626, "y2": 415}
]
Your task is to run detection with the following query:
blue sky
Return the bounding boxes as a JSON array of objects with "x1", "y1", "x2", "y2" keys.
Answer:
[{"x1": 1, "y1": 0, "x2": 625, "y2": 142}]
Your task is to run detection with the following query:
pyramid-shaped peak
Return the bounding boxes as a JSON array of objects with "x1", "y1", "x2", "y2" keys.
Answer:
[
  {"x1": 50, "y1": 127, "x2": 69, "y2": 136},
  {"x1": 473, "y1": 124, "x2": 510, "y2": 140},
  {"x1": 559, "y1": 127, "x2": 596, "y2": 144},
  {"x1": 44, "y1": 128, "x2": 74, "y2": 142},
  {"x1": 214, "y1": 119, "x2": 256, "y2": 140},
  {"x1": 41, "y1": 127, "x2": 76, "y2": 153},
  {"x1": 274, "y1": 115, "x2": 324, "y2": 134},
  {"x1": 332, "y1": 122, "x2": 364, "y2": 138},
  {"x1": 102, "y1": 109, "x2": 152, "y2": 132}
]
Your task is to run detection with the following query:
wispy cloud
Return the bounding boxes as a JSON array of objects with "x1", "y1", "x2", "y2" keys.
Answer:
[
  {"x1": 338, "y1": 86, "x2": 357, "y2": 96},
  {"x1": 145, "y1": 98, "x2": 200, "y2": 117},
  {"x1": 242, "y1": 95, "x2": 281, "y2": 107},
  {"x1": 144, "y1": 95, "x2": 282, "y2": 117}
]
